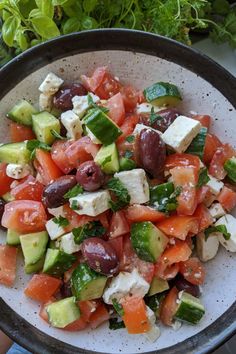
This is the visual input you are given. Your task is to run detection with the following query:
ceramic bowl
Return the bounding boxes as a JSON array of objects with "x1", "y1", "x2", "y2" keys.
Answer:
[{"x1": 0, "y1": 29, "x2": 236, "y2": 354}]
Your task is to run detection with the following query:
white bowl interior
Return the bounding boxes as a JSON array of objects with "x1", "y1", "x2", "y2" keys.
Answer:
[{"x1": 0, "y1": 50, "x2": 235, "y2": 353}]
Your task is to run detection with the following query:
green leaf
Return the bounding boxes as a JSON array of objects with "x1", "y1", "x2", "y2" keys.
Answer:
[
  {"x1": 71, "y1": 199, "x2": 79, "y2": 210},
  {"x1": 109, "y1": 318, "x2": 125, "y2": 330},
  {"x1": 205, "y1": 225, "x2": 231, "y2": 241},
  {"x1": 125, "y1": 135, "x2": 134, "y2": 143},
  {"x1": 197, "y1": 168, "x2": 210, "y2": 188},
  {"x1": 83, "y1": 0, "x2": 98, "y2": 13},
  {"x1": 50, "y1": 129, "x2": 65, "y2": 140},
  {"x1": 15, "y1": 29, "x2": 29, "y2": 51},
  {"x1": 26, "y1": 139, "x2": 51, "y2": 159},
  {"x1": 87, "y1": 94, "x2": 109, "y2": 113},
  {"x1": 29, "y1": 9, "x2": 42, "y2": 18},
  {"x1": 52, "y1": 0, "x2": 72, "y2": 5},
  {"x1": 64, "y1": 184, "x2": 83, "y2": 199},
  {"x1": 124, "y1": 150, "x2": 133, "y2": 159},
  {"x1": 149, "y1": 107, "x2": 162, "y2": 126},
  {"x1": 212, "y1": 0, "x2": 230, "y2": 16},
  {"x1": 35, "y1": 0, "x2": 54, "y2": 18},
  {"x1": 31, "y1": 14, "x2": 60, "y2": 39},
  {"x1": 2, "y1": 16, "x2": 20, "y2": 47},
  {"x1": 62, "y1": 17, "x2": 80, "y2": 35},
  {"x1": 112, "y1": 298, "x2": 124, "y2": 317},
  {"x1": 53, "y1": 215, "x2": 69, "y2": 227},
  {"x1": 72, "y1": 220, "x2": 106, "y2": 245},
  {"x1": 81, "y1": 15, "x2": 98, "y2": 30},
  {"x1": 107, "y1": 177, "x2": 130, "y2": 212}
]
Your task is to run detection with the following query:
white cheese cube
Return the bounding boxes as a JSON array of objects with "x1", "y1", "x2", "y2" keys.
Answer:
[
  {"x1": 208, "y1": 203, "x2": 226, "y2": 219},
  {"x1": 59, "y1": 232, "x2": 81, "y2": 254},
  {"x1": 61, "y1": 110, "x2": 82, "y2": 140},
  {"x1": 196, "y1": 231, "x2": 219, "y2": 262},
  {"x1": 162, "y1": 115, "x2": 201, "y2": 153},
  {"x1": 103, "y1": 269, "x2": 150, "y2": 304},
  {"x1": 136, "y1": 103, "x2": 163, "y2": 115},
  {"x1": 38, "y1": 72, "x2": 64, "y2": 95},
  {"x1": 144, "y1": 306, "x2": 160, "y2": 342},
  {"x1": 114, "y1": 169, "x2": 150, "y2": 204},
  {"x1": 39, "y1": 93, "x2": 53, "y2": 112},
  {"x1": 133, "y1": 123, "x2": 163, "y2": 136},
  {"x1": 69, "y1": 190, "x2": 110, "y2": 216},
  {"x1": 72, "y1": 93, "x2": 100, "y2": 117},
  {"x1": 46, "y1": 218, "x2": 66, "y2": 240},
  {"x1": 47, "y1": 206, "x2": 65, "y2": 218},
  {"x1": 206, "y1": 175, "x2": 224, "y2": 195},
  {"x1": 6, "y1": 164, "x2": 32, "y2": 179},
  {"x1": 215, "y1": 214, "x2": 236, "y2": 252},
  {"x1": 86, "y1": 127, "x2": 102, "y2": 144}
]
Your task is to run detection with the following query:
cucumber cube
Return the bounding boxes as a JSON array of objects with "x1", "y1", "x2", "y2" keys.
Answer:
[
  {"x1": 20, "y1": 231, "x2": 48, "y2": 266},
  {"x1": 32, "y1": 111, "x2": 60, "y2": 145},
  {"x1": 43, "y1": 248, "x2": 76, "y2": 277},
  {"x1": 46, "y1": 297, "x2": 80, "y2": 328},
  {"x1": 7, "y1": 99, "x2": 37, "y2": 126},
  {"x1": 94, "y1": 143, "x2": 119, "y2": 174},
  {"x1": 144, "y1": 82, "x2": 182, "y2": 107},
  {"x1": 0, "y1": 142, "x2": 31, "y2": 164},
  {"x1": 174, "y1": 291, "x2": 205, "y2": 324}
]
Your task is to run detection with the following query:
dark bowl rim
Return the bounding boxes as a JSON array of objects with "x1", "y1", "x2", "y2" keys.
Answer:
[{"x1": 0, "y1": 28, "x2": 236, "y2": 354}]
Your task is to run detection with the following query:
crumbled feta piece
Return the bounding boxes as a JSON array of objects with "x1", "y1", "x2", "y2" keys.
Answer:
[
  {"x1": 6, "y1": 164, "x2": 32, "y2": 179},
  {"x1": 69, "y1": 190, "x2": 110, "y2": 216},
  {"x1": 47, "y1": 206, "x2": 65, "y2": 218},
  {"x1": 39, "y1": 93, "x2": 53, "y2": 112},
  {"x1": 133, "y1": 123, "x2": 163, "y2": 136},
  {"x1": 38, "y1": 72, "x2": 64, "y2": 95},
  {"x1": 61, "y1": 110, "x2": 82, "y2": 140},
  {"x1": 196, "y1": 231, "x2": 219, "y2": 262},
  {"x1": 103, "y1": 269, "x2": 150, "y2": 304},
  {"x1": 136, "y1": 103, "x2": 163, "y2": 115},
  {"x1": 144, "y1": 306, "x2": 160, "y2": 342},
  {"x1": 59, "y1": 232, "x2": 81, "y2": 254},
  {"x1": 72, "y1": 93, "x2": 100, "y2": 117},
  {"x1": 208, "y1": 203, "x2": 226, "y2": 219},
  {"x1": 215, "y1": 214, "x2": 236, "y2": 252},
  {"x1": 171, "y1": 320, "x2": 182, "y2": 331},
  {"x1": 46, "y1": 218, "x2": 66, "y2": 240},
  {"x1": 162, "y1": 115, "x2": 201, "y2": 153},
  {"x1": 86, "y1": 127, "x2": 102, "y2": 144},
  {"x1": 206, "y1": 175, "x2": 224, "y2": 195},
  {"x1": 114, "y1": 169, "x2": 149, "y2": 204}
]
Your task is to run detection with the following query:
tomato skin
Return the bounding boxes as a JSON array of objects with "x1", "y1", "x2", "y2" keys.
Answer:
[
  {"x1": 0, "y1": 245, "x2": 18, "y2": 286},
  {"x1": 122, "y1": 296, "x2": 150, "y2": 334},
  {"x1": 79, "y1": 300, "x2": 99, "y2": 322},
  {"x1": 35, "y1": 149, "x2": 63, "y2": 185},
  {"x1": 104, "y1": 92, "x2": 125, "y2": 126},
  {"x1": 89, "y1": 303, "x2": 110, "y2": 329},
  {"x1": 10, "y1": 122, "x2": 35, "y2": 143},
  {"x1": 179, "y1": 257, "x2": 205, "y2": 285},
  {"x1": 2, "y1": 200, "x2": 47, "y2": 233},
  {"x1": 209, "y1": 144, "x2": 236, "y2": 180},
  {"x1": 39, "y1": 297, "x2": 55, "y2": 322},
  {"x1": 192, "y1": 115, "x2": 211, "y2": 129},
  {"x1": 120, "y1": 86, "x2": 139, "y2": 113},
  {"x1": 24, "y1": 274, "x2": 62, "y2": 302},
  {"x1": 81, "y1": 66, "x2": 107, "y2": 92},
  {"x1": 0, "y1": 163, "x2": 14, "y2": 196},
  {"x1": 117, "y1": 114, "x2": 139, "y2": 144},
  {"x1": 126, "y1": 204, "x2": 166, "y2": 223},
  {"x1": 203, "y1": 133, "x2": 222, "y2": 165},
  {"x1": 107, "y1": 236, "x2": 123, "y2": 261},
  {"x1": 196, "y1": 185, "x2": 210, "y2": 205},
  {"x1": 157, "y1": 215, "x2": 199, "y2": 240},
  {"x1": 160, "y1": 287, "x2": 179, "y2": 326},
  {"x1": 11, "y1": 175, "x2": 44, "y2": 201},
  {"x1": 64, "y1": 317, "x2": 88, "y2": 331},
  {"x1": 51, "y1": 140, "x2": 74, "y2": 174},
  {"x1": 165, "y1": 153, "x2": 201, "y2": 171},
  {"x1": 217, "y1": 186, "x2": 236, "y2": 211},
  {"x1": 193, "y1": 203, "x2": 214, "y2": 232},
  {"x1": 109, "y1": 211, "x2": 130, "y2": 238}
]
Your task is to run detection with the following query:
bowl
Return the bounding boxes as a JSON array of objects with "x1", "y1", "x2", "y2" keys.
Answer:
[{"x1": 0, "y1": 29, "x2": 236, "y2": 354}]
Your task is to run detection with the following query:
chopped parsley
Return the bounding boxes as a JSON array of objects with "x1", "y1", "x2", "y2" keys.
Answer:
[
  {"x1": 53, "y1": 215, "x2": 69, "y2": 227},
  {"x1": 125, "y1": 135, "x2": 135, "y2": 143},
  {"x1": 72, "y1": 220, "x2": 106, "y2": 245},
  {"x1": 26, "y1": 139, "x2": 51, "y2": 159},
  {"x1": 205, "y1": 224, "x2": 231, "y2": 241},
  {"x1": 124, "y1": 150, "x2": 133, "y2": 159},
  {"x1": 87, "y1": 93, "x2": 109, "y2": 113},
  {"x1": 50, "y1": 129, "x2": 65, "y2": 140},
  {"x1": 109, "y1": 318, "x2": 125, "y2": 330},
  {"x1": 149, "y1": 107, "x2": 163, "y2": 125},
  {"x1": 197, "y1": 167, "x2": 210, "y2": 188},
  {"x1": 107, "y1": 177, "x2": 131, "y2": 212},
  {"x1": 112, "y1": 298, "x2": 124, "y2": 317},
  {"x1": 64, "y1": 184, "x2": 83, "y2": 199}
]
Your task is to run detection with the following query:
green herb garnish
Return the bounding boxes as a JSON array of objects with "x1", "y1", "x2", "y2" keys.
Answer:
[
  {"x1": 124, "y1": 150, "x2": 133, "y2": 159},
  {"x1": 197, "y1": 167, "x2": 210, "y2": 188},
  {"x1": 64, "y1": 184, "x2": 83, "y2": 199},
  {"x1": 150, "y1": 107, "x2": 163, "y2": 125},
  {"x1": 53, "y1": 215, "x2": 69, "y2": 227},
  {"x1": 205, "y1": 225, "x2": 231, "y2": 241},
  {"x1": 50, "y1": 129, "x2": 65, "y2": 140},
  {"x1": 72, "y1": 220, "x2": 106, "y2": 245},
  {"x1": 107, "y1": 177, "x2": 131, "y2": 212},
  {"x1": 109, "y1": 318, "x2": 125, "y2": 330},
  {"x1": 87, "y1": 94, "x2": 109, "y2": 113},
  {"x1": 26, "y1": 139, "x2": 51, "y2": 159},
  {"x1": 112, "y1": 298, "x2": 124, "y2": 317},
  {"x1": 126, "y1": 135, "x2": 135, "y2": 143}
]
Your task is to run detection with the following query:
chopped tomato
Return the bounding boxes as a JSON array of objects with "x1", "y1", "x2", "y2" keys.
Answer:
[
  {"x1": 160, "y1": 287, "x2": 179, "y2": 326},
  {"x1": 39, "y1": 297, "x2": 55, "y2": 322},
  {"x1": 109, "y1": 211, "x2": 130, "y2": 238},
  {"x1": 64, "y1": 317, "x2": 88, "y2": 331},
  {"x1": 165, "y1": 153, "x2": 201, "y2": 171},
  {"x1": 10, "y1": 122, "x2": 35, "y2": 143},
  {"x1": 63, "y1": 256, "x2": 81, "y2": 283},
  {"x1": 120, "y1": 86, "x2": 139, "y2": 113},
  {"x1": 122, "y1": 296, "x2": 150, "y2": 334},
  {"x1": 209, "y1": 143, "x2": 236, "y2": 180},
  {"x1": 157, "y1": 215, "x2": 199, "y2": 240},
  {"x1": 155, "y1": 241, "x2": 192, "y2": 280},
  {"x1": 179, "y1": 257, "x2": 205, "y2": 285},
  {"x1": 107, "y1": 236, "x2": 123, "y2": 261},
  {"x1": 35, "y1": 149, "x2": 63, "y2": 185},
  {"x1": 193, "y1": 203, "x2": 214, "y2": 232},
  {"x1": 89, "y1": 303, "x2": 110, "y2": 329},
  {"x1": 79, "y1": 300, "x2": 100, "y2": 322},
  {"x1": 196, "y1": 185, "x2": 210, "y2": 205},
  {"x1": 217, "y1": 186, "x2": 236, "y2": 211},
  {"x1": 126, "y1": 204, "x2": 166, "y2": 223},
  {"x1": 24, "y1": 274, "x2": 62, "y2": 302},
  {"x1": 203, "y1": 133, "x2": 222, "y2": 165},
  {"x1": 2, "y1": 200, "x2": 47, "y2": 233},
  {"x1": 11, "y1": 175, "x2": 44, "y2": 201},
  {"x1": 116, "y1": 114, "x2": 139, "y2": 143},
  {"x1": 104, "y1": 92, "x2": 125, "y2": 126},
  {"x1": 192, "y1": 115, "x2": 211, "y2": 129},
  {"x1": 0, "y1": 245, "x2": 18, "y2": 286},
  {"x1": 0, "y1": 163, "x2": 14, "y2": 196},
  {"x1": 170, "y1": 166, "x2": 198, "y2": 215},
  {"x1": 51, "y1": 140, "x2": 74, "y2": 174}
]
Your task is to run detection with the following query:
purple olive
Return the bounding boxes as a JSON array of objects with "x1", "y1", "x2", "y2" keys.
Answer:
[
  {"x1": 53, "y1": 83, "x2": 87, "y2": 111},
  {"x1": 175, "y1": 275, "x2": 200, "y2": 298},
  {"x1": 76, "y1": 161, "x2": 104, "y2": 192},
  {"x1": 81, "y1": 238, "x2": 119, "y2": 276},
  {"x1": 151, "y1": 108, "x2": 180, "y2": 132},
  {"x1": 0, "y1": 198, "x2": 6, "y2": 230},
  {"x1": 60, "y1": 282, "x2": 73, "y2": 298}
]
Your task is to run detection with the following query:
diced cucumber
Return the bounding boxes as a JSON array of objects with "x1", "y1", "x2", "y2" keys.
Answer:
[
  {"x1": 43, "y1": 248, "x2": 76, "y2": 277},
  {"x1": 186, "y1": 127, "x2": 207, "y2": 160},
  {"x1": 46, "y1": 297, "x2": 80, "y2": 328},
  {"x1": 0, "y1": 142, "x2": 31, "y2": 164},
  {"x1": 24, "y1": 257, "x2": 45, "y2": 274},
  {"x1": 143, "y1": 82, "x2": 182, "y2": 107},
  {"x1": 2, "y1": 192, "x2": 15, "y2": 202},
  {"x1": 224, "y1": 157, "x2": 236, "y2": 182},
  {"x1": 131, "y1": 222, "x2": 169, "y2": 262},
  {"x1": 32, "y1": 111, "x2": 60, "y2": 145},
  {"x1": 71, "y1": 263, "x2": 107, "y2": 300},
  {"x1": 150, "y1": 182, "x2": 174, "y2": 205},
  {"x1": 94, "y1": 143, "x2": 119, "y2": 174},
  {"x1": 148, "y1": 276, "x2": 169, "y2": 296},
  {"x1": 83, "y1": 109, "x2": 122, "y2": 145},
  {"x1": 119, "y1": 157, "x2": 136, "y2": 171},
  {"x1": 7, "y1": 99, "x2": 37, "y2": 126},
  {"x1": 20, "y1": 231, "x2": 48, "y2": 266},
  {"x1": 6, "y1": 229, "x2": 20, "y2": 246},
  {"x1": 174, "y1": 291, "x2": 205, "y2": 324}
]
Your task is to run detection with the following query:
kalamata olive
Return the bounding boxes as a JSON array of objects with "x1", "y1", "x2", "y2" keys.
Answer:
[
  {"x1": 42, "y1": 175, "x2": 77, "y2": 208},
  {"x1": 137, "y1": 128, "x2": 166, "y2": 177},
  {"x1": 60, "y1": 282, "x2": 72, "y2": 298},
  {"x1": 151, "y1": 108, "x2": 180, "y2": 132},
  {"x1": 76, "y1": 161, "x2": 104, "y2": 192},
  {"x1": 174, "y1": 275, "x2": 200, "y2": 298},
  {"x1": 81, "y1": 237, "x2": 119, "y2": 276},
  {"x1": 53, "y1": 83, "x2": 87, "y2": 111},
  {"x1": 0, "y1": 198, "x2": 6, "y2": 230}
]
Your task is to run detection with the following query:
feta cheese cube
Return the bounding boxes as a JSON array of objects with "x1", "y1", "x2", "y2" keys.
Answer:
[
  {"x1": 61, "y1": 110, "x2": 82, "y2": 140},
  {"x1": 59, "y1": 232, "x2": 81, "y2": 254},
  {"x1": 206, "y1": 175, "x2": 224, "y2": 195},
  {"x1": 136, "y1": 103, "x2": 163, "y2": 115},
  {"x1": 6, "y1": 164, "x2": 32, "y2": 179},
  {"x1": 38, "y1": 72, "x2": 64, "y2": 95},
  {"x1": 46, "y1": 218, "x2": 66, "y2": 240},
  {"x1": 162, "y1": 115, "x2": 201, "y2": 153},
  {"x1": 103, "y1": 269, "x2": 150, "y2": 304},
  {"x1": 47, "y1": 206, "x2": 65, "y2": 217},
  {"x1": 69, "y1": 190, "x2": 110, "y2": 216},
  {"x1": 144, "y1": 306, "x2": 160, "y2": 342},
  {"x1": 196, "y1": 231, "x2": 219, "y2": 262},
  {"x1": 133, "y1": 123, "x2": 163, "y2": 136},
  {"x1": 215, "y1": 214, "x2": 236, "y2": 252},
  {"x1": 86, "y1": 127, "x2": 102, "y2": 144},
  {"x1": 39, "y1": 93, "x2": 53, "y2": 112},
  {"x1": 72, "y1": 93, "x2": 100, "y2": 117},
  {"x1": 114, "y1": 169, "x2": 149, "y2": 204},
  {"x1": 208, "y1": 203, "x2": 226, "y2": 219}
]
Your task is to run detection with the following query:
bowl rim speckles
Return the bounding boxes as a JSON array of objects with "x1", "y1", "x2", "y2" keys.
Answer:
[{"x1": 0, "y1": 29, "x2": 236, "y2": 354}]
